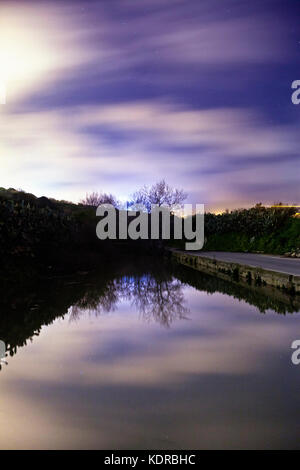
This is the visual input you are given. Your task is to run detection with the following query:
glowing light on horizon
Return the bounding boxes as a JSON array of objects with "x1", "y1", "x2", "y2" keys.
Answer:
[{"x1": 271, "y1": 205, "x2": 300, "y2": 208}]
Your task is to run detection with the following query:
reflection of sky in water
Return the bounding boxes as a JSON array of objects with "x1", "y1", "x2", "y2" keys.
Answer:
[{"x1": 0, "y1": 283, "x2": 300, "y2": 449}]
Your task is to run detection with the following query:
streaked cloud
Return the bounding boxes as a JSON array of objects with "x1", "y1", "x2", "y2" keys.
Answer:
[
  {"x1": 1, "y1": 101, "x2": 299, "y2": 208},
  {"x1": 0, "y1": 0, "x2": 299, "y2": 209}
]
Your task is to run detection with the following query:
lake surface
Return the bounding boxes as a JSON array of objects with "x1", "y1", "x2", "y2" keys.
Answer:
[{"x1": 0, "y1": 258, "x2": 299, "y2": 449}]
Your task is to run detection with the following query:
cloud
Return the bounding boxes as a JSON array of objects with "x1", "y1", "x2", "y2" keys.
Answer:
[
  {"x1": 1, "y1": 99, "x2": 299, "y2": 208},
  {"x1": 0, "y1": 0, "x2": 290, "y2": 106},
  {"x1": 77, "y1": 101, "x2": 300, "y2": 158},
  {"x1": 0, "y1": 0, "x2": 298, "y2": 209},
  {"x1": 139, "y1": 14, "x2": 288, "y2": 65},
  {"x1": 90, "y1": 0, "x2": 289, "y2": 69}
]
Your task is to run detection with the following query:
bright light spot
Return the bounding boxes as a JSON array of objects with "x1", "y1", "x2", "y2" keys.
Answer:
[
  {"x1": 0, "y1": 27, "x2": 50, "y2": 81},
  {"x1": 0, "y1": 3, "x2": 96, "y2": 103},
  {"x1": 0, "y1": 19, "x2": 55, "y2": 101}
]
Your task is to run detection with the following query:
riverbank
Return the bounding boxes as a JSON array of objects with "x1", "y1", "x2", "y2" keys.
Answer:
[{"x1": 169, "y1": 249, "x2": 300, "y2": 294}]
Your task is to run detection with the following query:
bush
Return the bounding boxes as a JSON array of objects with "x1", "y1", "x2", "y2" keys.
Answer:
[
  {"x1": 0, "y1": 198, "x2": 78, "y2": 260},
  {"x1": 203, "y1": 208, "x2": 299, "y2": 254}
]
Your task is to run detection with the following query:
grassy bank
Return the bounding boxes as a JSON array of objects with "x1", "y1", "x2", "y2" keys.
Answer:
[
  {"x1": 203, "y1": 217, "x2": 300, "y2": 254},
  {"x1": 169, "y1": 205, "x2": 300, "y2": 255},
  {"x1": 204, "y1": 206, "x2": 299, "y2": 255}
]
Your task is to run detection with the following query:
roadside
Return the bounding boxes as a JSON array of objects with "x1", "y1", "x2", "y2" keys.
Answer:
[
  {"x1": 186, "y1": 251, "x2": 300, "y2": 276},
  {"x1": 168, "y1": 249, "x2": 300, "y2": 294}
]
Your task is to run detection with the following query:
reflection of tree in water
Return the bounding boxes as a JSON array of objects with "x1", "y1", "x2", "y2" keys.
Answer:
[
  {"x1": 119, "y1": 275, "x2": 189, "y2": 326},
  {"x1": 0, "y1": 258, "x2": 189, "y2": 362},
  {"x1": 70, "y1": 273, "x2": 189, "y2": 327},
  {"x1": 1, "y1": 254, "x2": 298, "y2": 364},
  {"x1": 69, "y1": 279, "x2": 119, "y2": 320}
]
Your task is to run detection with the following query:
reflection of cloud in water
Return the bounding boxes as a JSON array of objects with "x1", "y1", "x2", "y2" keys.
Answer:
[
  {"x1": 1, "y1": 286, "x2": 300, "y2": 449},
  {"x1": 0, "y1": 258, "x2": 300, "y2": 448}
]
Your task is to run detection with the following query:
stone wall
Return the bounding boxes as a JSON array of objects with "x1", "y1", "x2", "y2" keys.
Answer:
[{"x1": 170, "y1": 250, "x2": 300, "y2": 295}]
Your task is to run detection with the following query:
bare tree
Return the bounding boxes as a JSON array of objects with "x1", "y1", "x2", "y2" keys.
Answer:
[
  {"x1": 80, "y1": 191, "x2": 119, "y2": 207},
  {"x1": 131, "y1": 180, "x2": 187, "y2": 212}
]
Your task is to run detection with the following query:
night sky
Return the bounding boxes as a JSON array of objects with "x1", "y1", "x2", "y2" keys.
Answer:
[{"x1": 1, "y1": 0, "x2": 299, "y2": 211}]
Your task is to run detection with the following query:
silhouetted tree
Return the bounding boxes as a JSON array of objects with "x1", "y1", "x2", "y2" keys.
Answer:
[
  {"x1": 80, "y1": 191, "x2": 119, "y2": 207},
  {"x1": 131, "y1": 180, "x2": 187, "y2": 212}
]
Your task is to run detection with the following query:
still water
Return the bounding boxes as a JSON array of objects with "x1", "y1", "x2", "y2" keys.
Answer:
[{"x1": 0, "y1": 258, "x2": 299, "y2": 449}]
